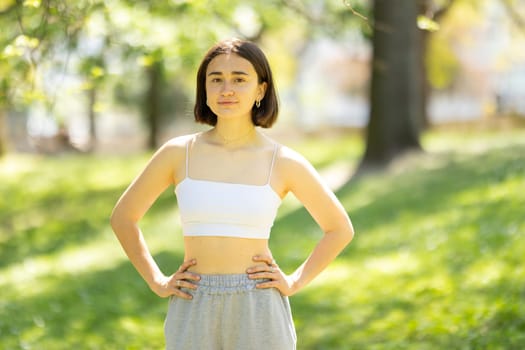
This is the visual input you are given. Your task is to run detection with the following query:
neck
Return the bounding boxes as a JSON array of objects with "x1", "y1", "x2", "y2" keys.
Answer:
[{"x1": 213, "y1": 119, "x2": 257, "y2": 146}]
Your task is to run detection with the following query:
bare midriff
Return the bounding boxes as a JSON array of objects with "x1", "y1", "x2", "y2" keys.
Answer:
[{"x1": 183, "y1": 236, "x2": 272, "y2": 274}]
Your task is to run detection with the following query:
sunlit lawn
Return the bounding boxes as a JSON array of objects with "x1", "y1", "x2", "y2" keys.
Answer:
[{"x1": 1, "y1": 128, "x2": 524, "y2": 349}]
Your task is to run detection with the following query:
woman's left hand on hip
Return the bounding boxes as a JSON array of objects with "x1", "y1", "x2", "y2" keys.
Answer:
[{"x1": 246, "y1": 255, "x2": 296, "y2": 296}]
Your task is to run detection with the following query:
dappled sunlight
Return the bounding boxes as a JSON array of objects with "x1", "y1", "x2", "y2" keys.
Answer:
[
  {"x1": 367, "y1": 308, "x2": 408, "y2": 334},
  {"x1": 363, "y1": 251, "x2": 420, "y2": 275},
  {"x1": 290, "y1": 134, "x2": 363, "y2": 169},
  {"x1": 0, "y1": 152, "x2": 184, "y2": 349},
  {"x1": 1, "y1": 253, "x2": 173, "y2": 349},
  {"x1": 463, "y1": 259, "x2": 508, "y2": 289},
  {"x1": 308, "y1": 261, "x2": 358, "y2": 289},
  {"x1": 0, "y1": 154, "x2": 43, "y2": 179},
  {"x1": 422, "y1": 129, "x2": 525, "y2": 154},
  {"x1": 1, "y1": 132, "x2": 525, "y2": 348},
  {"x1": 405, "y1": 272, "x2": 455, "y2": 298},
  {"x1": 0, "y1": 232, "x2": 121, "y2": 296},
  {"x1": 118, "y1": 315, "x2": 163, "y2": 340},
  {"x1": 290, "y1": 132, "x2": 525, "y2": 348}
]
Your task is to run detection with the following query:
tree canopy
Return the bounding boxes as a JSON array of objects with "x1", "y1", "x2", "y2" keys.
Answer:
[{"x1": 1, "y1": 0, "x2": 522, "y2": 158}]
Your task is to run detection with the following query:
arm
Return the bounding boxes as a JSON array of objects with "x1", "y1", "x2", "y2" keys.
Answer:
[
  {"x1": 110, "y1": 138, "x2": 199, "y2": 299},
  {"x1": 248, "y1": 147, "x2": 354, "y2": 295}
]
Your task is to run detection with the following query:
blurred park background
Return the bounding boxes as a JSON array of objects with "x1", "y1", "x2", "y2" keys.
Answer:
[{"x1": 1, "y1": 0, "x2": 524, "y2": 349}]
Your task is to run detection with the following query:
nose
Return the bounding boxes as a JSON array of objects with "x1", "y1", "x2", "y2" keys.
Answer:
[{"x1": 220, "y1": 81, "x2": 234, "y2": 96}]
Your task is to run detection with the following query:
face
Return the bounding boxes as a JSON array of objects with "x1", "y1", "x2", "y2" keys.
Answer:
[{"x1": 205, "y1": 53, "x2": 267, "y2": 122}]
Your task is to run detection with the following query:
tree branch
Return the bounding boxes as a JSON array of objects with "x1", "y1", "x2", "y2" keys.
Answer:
[
  {"x1": 501, "y1": 0, "x2": 525, "y2": 34},
  {"x1": 343, "y1": 0, "x2": 369, "y2": 22},
  {"x1": 279, "y1": 0, "x2": 323, "y2": 25}
]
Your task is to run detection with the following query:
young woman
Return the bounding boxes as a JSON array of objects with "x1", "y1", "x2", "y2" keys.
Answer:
[{"x1": 110, "y1": 38, "x2": 354, "y2": 350}]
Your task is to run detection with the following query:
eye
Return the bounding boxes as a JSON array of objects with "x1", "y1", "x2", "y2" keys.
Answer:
[
  {"x1": 210, "y1": 77, "x2": 222, "y2": 83},
  {"x1": 234, "y1": 77, "x2": 246, "y2": 83}
]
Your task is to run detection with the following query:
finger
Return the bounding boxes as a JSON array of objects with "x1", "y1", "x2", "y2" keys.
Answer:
[
  {"x1": 177, "y1": 258, "x2": 197, "y2": 272},
  {"x1": 173, "y1": 289, "x2": 193, "y2": 300},
  {"x1": 171, "y1": 281, "x2": 195, "y2": 299},
  {"x1": 179, "y1": 272, "x2": 201, "y2": 282},
  {"x1": 175, "y1": 279, "x2": 198, "y2": 290},
  {"x1": 248, "y1": 271, "x2": 277, "y2": 280},
  {"x1": 255, "y1": 280, "x2": 277, "y2": 289},
  {"x1": 252, "y1": 255, "x2": 275, "y2": 265},
  {"x1": 246, "y1": 265, "x2": 273, "y2": 274}
]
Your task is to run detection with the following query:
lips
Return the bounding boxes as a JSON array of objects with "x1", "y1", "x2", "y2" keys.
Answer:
[{"x1": 217, "y1": 100, "x2": 238, "y2": 107}]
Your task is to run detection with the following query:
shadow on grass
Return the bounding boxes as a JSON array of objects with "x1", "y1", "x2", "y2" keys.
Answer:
[
  {"x1": 1, "y1": 187, "x2": 120, "y2": 268},
  {"x1": 271, "y1": 144, "x2": 525, "y2": 349},
  {"x1": 1, "y1": 143, "x2": 524, "y2": 349},
  {"x1": 335, "y1": 145, "x2": 524, "y2": 261},
  {"x1": 0, "y1": 250, "x2": 183, "y2": 350},
  {"x1": 0, "y1": 156, "x2": 177, "y2": 269}
]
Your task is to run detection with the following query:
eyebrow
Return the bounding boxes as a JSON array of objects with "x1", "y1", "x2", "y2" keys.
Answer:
[{"x1": 207, "y1": 71, "x2": 249, "y2": 76}]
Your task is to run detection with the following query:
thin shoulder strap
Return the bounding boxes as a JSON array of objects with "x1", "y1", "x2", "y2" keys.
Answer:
[
  {"x1": 267, "y1": 144, "x2": 279, "y2": 184},
  {"x1": 185, "y1": 135, "x2": 193, "y2": 177}
]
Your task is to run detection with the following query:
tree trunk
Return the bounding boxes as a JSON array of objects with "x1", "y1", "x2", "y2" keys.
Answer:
[
  {"x1": 145, "y1": 61, "x2": 162, "y2": 150},
  {"x1": 87, "y1": 87, "x2": 97, "y2": 150},
  {"x1": 419, "y1": 28, "x2": 431, "y2": 130},
  {"x1": 359, "y1": 0, "x2": 423, "y2": 170}
]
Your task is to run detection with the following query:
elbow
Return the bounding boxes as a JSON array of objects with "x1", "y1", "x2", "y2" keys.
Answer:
[
  {"x1": 341, "y1": 220, "x2": 355, "y2": 246},
  {"x1": 324, "y1": 216, "x2": 355, "y2": 247},
  {"x1": 110, "y1": 204, "x2": 139, "y2": 234},
  {"x1": 340, "y1": 226, "x2": 354, "y2": 247},
  {"x1": 346, "y1": 227, "x2": 355, "y2": 245},
  {"x1": 109, "y1": 208, "x2": 120, "y2": 232},
  {"x1": 326, "y1": 223, "x2": 354, "y2": 248},
  {"x1": 110, "y1": 206, "x2": 128, "y2": 233}
]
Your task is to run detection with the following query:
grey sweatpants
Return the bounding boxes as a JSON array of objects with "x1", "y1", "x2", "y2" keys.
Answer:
[{"x1": 164, "y1": 274, "x2": 297, "y2": 350}]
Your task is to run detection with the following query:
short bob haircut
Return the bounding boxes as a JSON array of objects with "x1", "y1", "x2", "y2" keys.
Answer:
[{"x1": 194, "y1": 38, "x2": 279, "y2": 128}]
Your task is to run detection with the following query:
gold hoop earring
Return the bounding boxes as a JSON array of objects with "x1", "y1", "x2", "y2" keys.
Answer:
[{"x1": 256, "y1": 100, "x2": 261, "y2": 108}]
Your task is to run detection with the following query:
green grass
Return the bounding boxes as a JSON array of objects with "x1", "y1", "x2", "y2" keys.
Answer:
[{"x1": 1, "y1": 129, "x2": 524, "y2": 349}]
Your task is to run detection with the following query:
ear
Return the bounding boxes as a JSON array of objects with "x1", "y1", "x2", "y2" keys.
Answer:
[{"x1": 257, "y1": 82, "x2": 267, "y2": 101}]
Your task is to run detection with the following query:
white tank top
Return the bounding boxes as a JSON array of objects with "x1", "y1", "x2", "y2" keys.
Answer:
[{"x1": 175, "y1": 138, "x2": 281, "y2": 239}]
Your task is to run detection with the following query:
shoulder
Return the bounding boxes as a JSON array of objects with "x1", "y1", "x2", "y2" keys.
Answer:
[
  {"x1": 272, "y1": 143, "x2": 332, "y2": 199},
  {"x1": 274, "y1": 144, "x2": 319, "y2": 187},
  {"x1": 147, "y1": 133, "x2": 197, "y2": 169},
  {"x1": 162, "y1": 133, "x2": 196, "y2": 150},
  {"x1": 156, "y1": 133, "x2": 197, "y2": 157},
  {"x1": 138, "y1": 133, "x2": 199, "y2": 183},
  {"x1": 276, "y1": 145, "x2": 314, "y2": 172},
  {"x1": 260, "y1": 132, "x2": 310, "y2": 169}
]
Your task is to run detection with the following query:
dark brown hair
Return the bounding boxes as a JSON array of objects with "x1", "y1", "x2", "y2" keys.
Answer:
[{"x1": 194, "y1": 38, "x2": 279, "y2": 128}]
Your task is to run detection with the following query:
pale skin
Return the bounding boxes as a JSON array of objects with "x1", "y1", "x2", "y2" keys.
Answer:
[{"x1": 110, "y1": 53, "x2": 354, "y2": 301}]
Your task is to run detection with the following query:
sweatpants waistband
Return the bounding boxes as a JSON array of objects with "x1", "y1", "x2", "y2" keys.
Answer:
[{"x1": 192, "y1": 273, "x2": 267, "y2": 294}]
